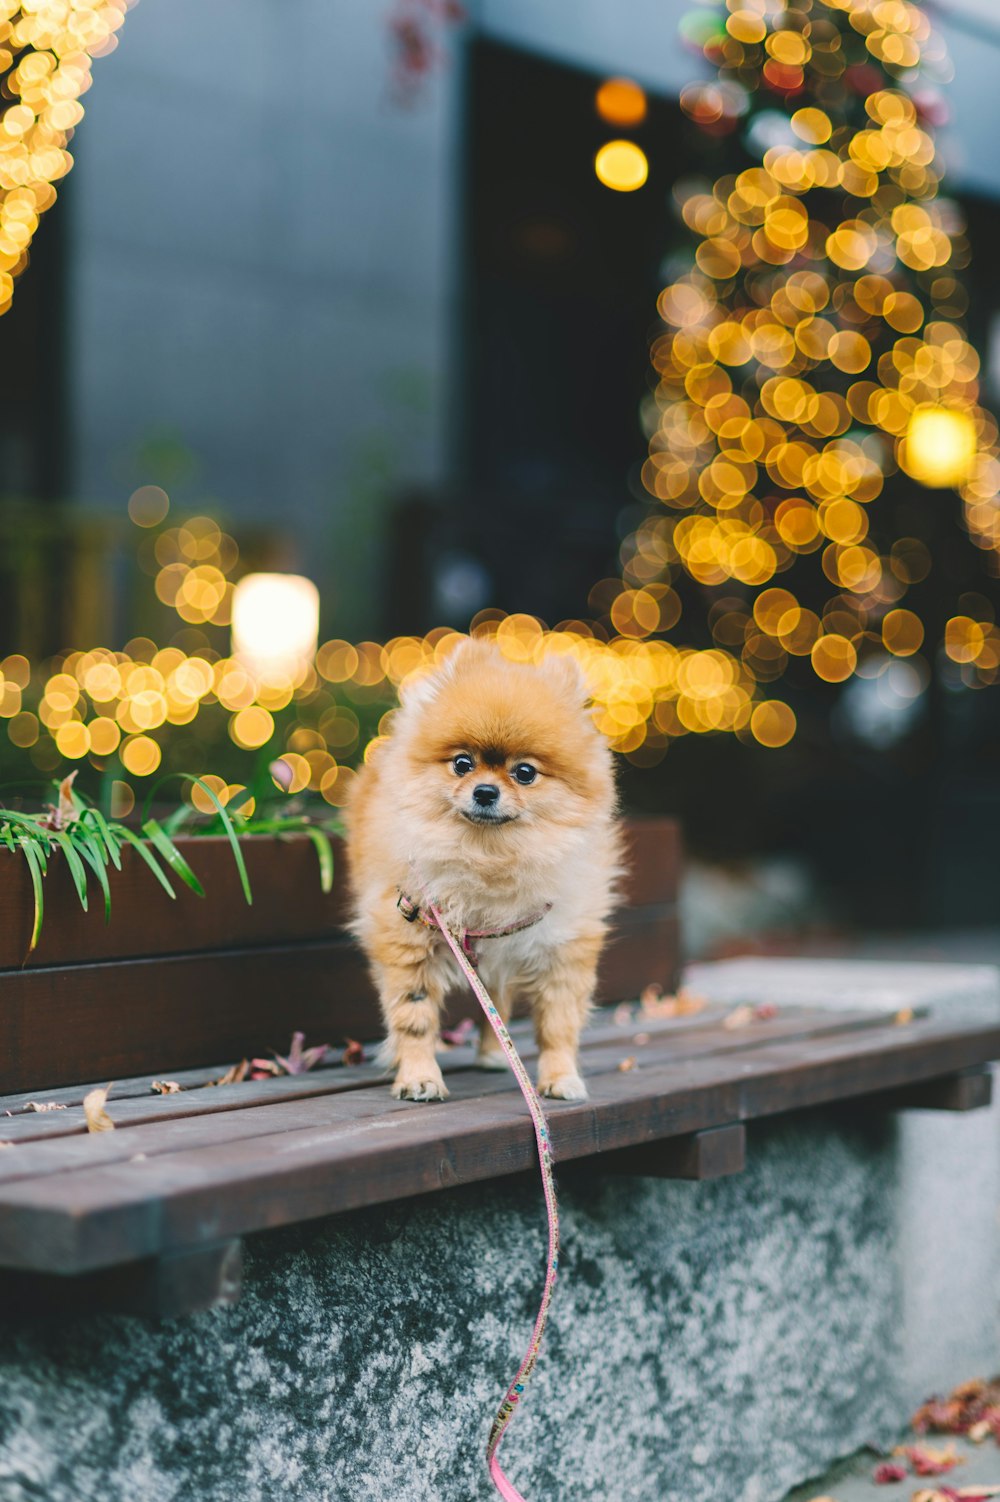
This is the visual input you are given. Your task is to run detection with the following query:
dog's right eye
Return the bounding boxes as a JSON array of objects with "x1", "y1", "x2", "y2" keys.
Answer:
[{"x1": 453, "y1": 754, "x2": 474, "y2": 777}]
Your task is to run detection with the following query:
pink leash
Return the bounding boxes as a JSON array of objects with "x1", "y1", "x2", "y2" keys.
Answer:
[{"x1": 427, "y1": 902, "x2": 560, "y2": 1502}]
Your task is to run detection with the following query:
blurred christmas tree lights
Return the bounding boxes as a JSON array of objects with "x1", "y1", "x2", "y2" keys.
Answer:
[
  {"x1": 0, "y1": 0, "x2": 132, "y2": 318},
  {"x1": 612, "y1": 0, "x2": 1000, "y2": 750}
]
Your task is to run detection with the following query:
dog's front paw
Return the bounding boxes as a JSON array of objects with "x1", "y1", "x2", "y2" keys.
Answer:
[
  {"x1": 391, "y1": 1071, "x2": 449, "y2": 1102},
  {"x1": 539, "y1": 1072, "x2": 587, "y2": 1101}
]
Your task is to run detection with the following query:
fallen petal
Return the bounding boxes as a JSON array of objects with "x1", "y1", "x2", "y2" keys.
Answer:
[
  {"x1": 723, "y1": 1004, "x2": 755, "y2": 1030},
  {"x1": 151, "y1": 1080, "x2": 182, "y2": 1095},
  {"x1": 83, "y1": 1085, "x2": 115, "y2": 1133},
  {"x1": 906, "y1": 1444, "x2": 964, "y2": 1476},
  {"x1": 440, "y1": 1018, "x2": 475, "y2": 1047},
  {"x1": 873, "y1": 1463, "x2": 908, "y2": 1483}
]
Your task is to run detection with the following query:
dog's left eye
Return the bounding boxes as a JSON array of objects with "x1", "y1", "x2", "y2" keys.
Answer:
[
  {"x1": 453, "y1": 754, "x2": 474, "y2": 777},
  {"x1": 511, "y1": 763, "x2": 537, "y2": 786}
]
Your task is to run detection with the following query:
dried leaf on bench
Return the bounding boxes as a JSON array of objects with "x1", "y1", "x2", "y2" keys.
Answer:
[
  {"x1": 341, "y1": 1039, "x2": 366, "y2": 1065},
  {"x1": 83, "y1": 1085, "x2": 115, "y2": 1133},
  {"x1": 895, "y1": 1007, "x2": 915, "y2": 1025},
  {"x1": 208, "y1": 1059, "x2": 250, "y2": 1087},
  {"x1": 151, "y1": 1080, "x2": 182, "y2": 1095},
  {"x1": 613, "y1": 1003, "x2": 633, "y2": 1025},
  {"x1": 723, "y1": 1005, "x2": 755, "y2": 1030},
  {"x1": 23, "y1": 1101, "x2": 67, "y2": 1112},
  {"x1": 753, "y1": 1002, "x2": 778, "y2": 1021},
  {"x1": 272, "y1": 1032, "x2": 330, "y2": 1076},
  {"x1": 942, "y1": 1487, "x2": 1000, "y2": 1500},
  {"x1": 640, "y1": 984, "x2": 707, "y2": 1020},
  {"x1": 618, "y1": 1056, "x2": 637, "y2": 1072},
  {"x1": 250, "y1": 1058, "x2": 281, "y2": 1080},
  {"x1": 874, "y1": 1462, "x2": 908, "y2": 1483}
]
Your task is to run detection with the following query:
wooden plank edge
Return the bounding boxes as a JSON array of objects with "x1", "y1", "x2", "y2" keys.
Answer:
[{"x1": 3, "y1": 1015, "x2": 1000, "y2": 1275}]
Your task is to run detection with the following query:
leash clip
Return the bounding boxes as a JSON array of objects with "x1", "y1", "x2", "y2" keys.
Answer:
[{"x1": 397, "y1": 892, "x2": 420, "y2": 922}]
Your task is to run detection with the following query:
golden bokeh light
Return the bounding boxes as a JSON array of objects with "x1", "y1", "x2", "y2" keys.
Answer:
[
  {"x1": 128, "y1": 485, "x2": 169, "y2": 528},
  {"x1": 594, "y1": 140, "x2": 649, "y2": 193},
  {"x1": 231, "y1": 573, "x2": 319, "y2": 683},
  {"x1": 0, "y1": 2, "x2": 131, "y2": 318},
  {"x1": 120, "y1": 734, "x2": 162, "y2": 778},
  {"x1": 595, "y1": 77, "x2": 647, "y2": 127},
  {"x1": 901, "y1": 405, "x2": 978, "y2": 488}
]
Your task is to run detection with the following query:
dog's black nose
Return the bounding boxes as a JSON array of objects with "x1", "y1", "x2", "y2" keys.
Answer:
[{"x1": 472, "y1": 783, "x2": 501, "y2": 807}]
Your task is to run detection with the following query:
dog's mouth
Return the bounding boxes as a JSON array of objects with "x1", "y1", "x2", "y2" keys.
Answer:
[{"x1": 460, "y1": 809, "x2": 517, "y2": 827}]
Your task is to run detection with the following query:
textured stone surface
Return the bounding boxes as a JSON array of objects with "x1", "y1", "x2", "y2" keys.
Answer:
[
  {"x1": 0, "y1": 1116, "x2": 900, "y2": 1502},
  {"x1": 686, "y1": 957, "x2": 1000, "y2": 1411}
]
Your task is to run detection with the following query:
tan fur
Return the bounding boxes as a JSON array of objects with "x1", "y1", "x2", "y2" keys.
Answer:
[{"x1": 343, "y1": 641, "x2": 623, "y2": 1102}]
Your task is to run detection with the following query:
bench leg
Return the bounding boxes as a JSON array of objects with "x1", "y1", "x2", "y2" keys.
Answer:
[
  {"x1": 0, "y1": 1238, "x2": 244, "y2": 1319},
  {"x1": 875, "y1": 1066, "x2": 994, "y2": 1113},
  {"x1": 601, "y1": 1123, "x2": 746, "y2": 1181}
]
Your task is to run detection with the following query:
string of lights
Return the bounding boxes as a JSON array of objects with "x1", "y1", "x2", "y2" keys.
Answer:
[
  {"x1": 3, "y1": 0, "x2": 998, "y2": 798},
  {"x1": 607, "y1": 0, "x2": 1000, "y2": 754},
  {"x1": 0, "y1": 1, "x2": 131, "y2": 318}
]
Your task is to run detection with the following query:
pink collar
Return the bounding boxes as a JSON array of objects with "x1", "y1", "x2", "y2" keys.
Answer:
[{"x1": 397, "y1": 890, "x2": 552, "y2": 964}]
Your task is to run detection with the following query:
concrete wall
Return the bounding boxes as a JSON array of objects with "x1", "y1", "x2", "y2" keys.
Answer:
[{"x1": 0, "y1": 1117, "x2": 902, "y2": 1502}]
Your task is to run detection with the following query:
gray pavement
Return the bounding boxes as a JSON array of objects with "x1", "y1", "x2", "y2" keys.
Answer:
[{"x1": 786, "y1": 1431, "x2": 1000, "y2": 1502}]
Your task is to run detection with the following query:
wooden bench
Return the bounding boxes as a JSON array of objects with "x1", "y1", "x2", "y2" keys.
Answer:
[{"x1": 0, "y1": 817, "x2": 998, "y2": 1317}]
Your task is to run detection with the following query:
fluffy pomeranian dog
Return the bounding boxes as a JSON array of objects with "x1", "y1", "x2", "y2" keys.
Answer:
[{"x1": 344, "y1": 640, "x2": 622, "y2": 1103}]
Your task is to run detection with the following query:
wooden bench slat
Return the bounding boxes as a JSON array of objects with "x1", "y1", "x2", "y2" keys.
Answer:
[
  {"x1": 0, "y1": 1005, "x2": 899, "y2": 1149},
  {"x1": 0, "y1": 1011, "x2": 996, "y2": 1275}
]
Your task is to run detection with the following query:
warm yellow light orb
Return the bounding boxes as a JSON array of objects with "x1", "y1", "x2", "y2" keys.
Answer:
[
  {"x1": 595, "y1": 78, "x2": 647, "y2": 127},
  {"x1": 901, "y1": 406, "x2": 978, "y2": 488},
  {"x1": 231, "y1": 573, "x2": 320, "y2": 683},
  {"x1": 594, "y1": 140, "x2": 649, "y2": 193}
]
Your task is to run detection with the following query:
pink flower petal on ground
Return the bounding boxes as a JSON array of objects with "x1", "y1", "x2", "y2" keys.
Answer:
[{"x1": 874, "y1": 1463, "x2": 908, "y2": 1483}]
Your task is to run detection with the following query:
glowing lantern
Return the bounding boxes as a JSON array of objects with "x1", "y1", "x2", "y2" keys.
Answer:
[
  {"x1": 594, "y1": 140, "x2": 648, "y2": 193},
  {"x1": 596, "y1": 78, "x2": 647, "y2": 127},
  {"x1": 232, "y1": 573, "x2": 319, "y2": 683},
  {"x1": 901, "y1": 406, "x2": 978, "y2": 489}
]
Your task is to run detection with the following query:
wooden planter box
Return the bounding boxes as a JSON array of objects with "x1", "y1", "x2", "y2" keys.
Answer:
[{"x1": 0, "y1": 819, "x2": 681, "y2": 1096}]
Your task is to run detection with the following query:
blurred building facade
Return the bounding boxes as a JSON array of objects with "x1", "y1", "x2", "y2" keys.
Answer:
[{"x1": 6, "y1": 0, "x2": 999, "y2": 639}]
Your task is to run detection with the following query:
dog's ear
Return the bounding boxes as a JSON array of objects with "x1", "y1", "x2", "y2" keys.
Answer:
[
  {"x1": 397, "y1": 635, "x2": 478, "y2": 709},
  {"x1": 539, "y1": 649, "x2": 590, "y2": 705}
]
